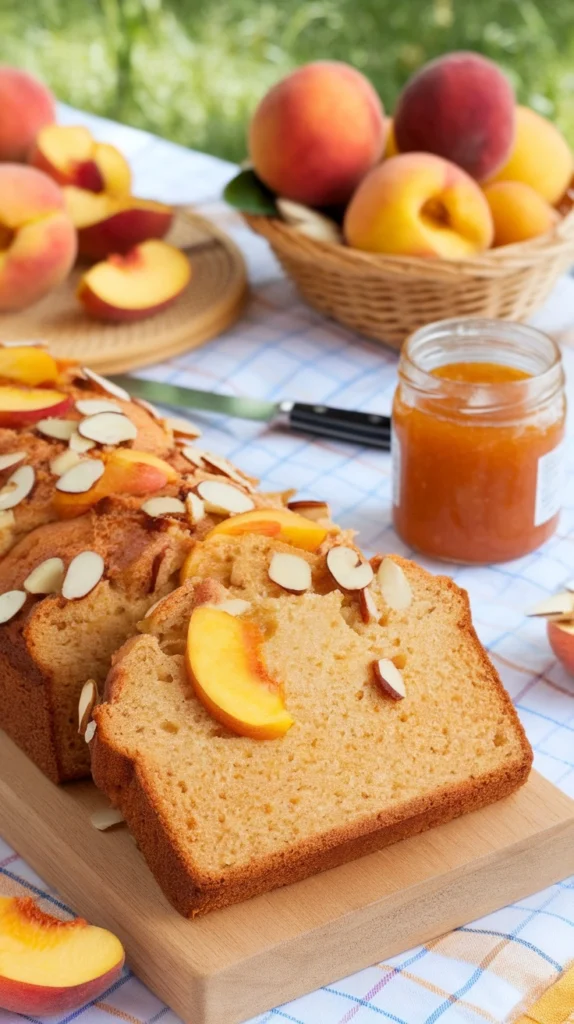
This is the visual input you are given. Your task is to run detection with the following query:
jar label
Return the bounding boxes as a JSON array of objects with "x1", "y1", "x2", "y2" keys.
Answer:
[
  {"x1": 535, "y1": 442, "x2": 565, "y2": 527},
  {"x1": 391, "y1": 427, "x2": 401, "y2": 506}
]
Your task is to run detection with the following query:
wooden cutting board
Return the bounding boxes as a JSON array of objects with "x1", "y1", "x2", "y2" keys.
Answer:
[{"x1": 1, "y1": 732, "x2": 573, "y2": 1024}]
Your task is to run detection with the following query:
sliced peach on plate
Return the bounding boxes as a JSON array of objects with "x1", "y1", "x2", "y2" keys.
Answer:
[
  {"x1": 0, "y1": 385, "x2": 72, "y2": 427},
  {"x1": 31, "y1": 124, "x2": 131, "y2": 196},
  {"x1": 0, "y1": 345, "x2": 59, "y2": 386},
  {"x1": 77, "y1": 240, "x2": 191, "y2": 322},
  {"x1": 205, "y1": 507, "x2": 328, "y2": 552},
  {"x1": 64, "y1": 185, "x2": 172, "y2": 260},
  {"x1": 0, "y1": 895, "x2": 124, "y2": 1015},
  {"x1": 53, "y1": 448, "x2": 177, "y2": 518},
  {"x1": 186, "y1": 606, "x2": 294, "y2": 739}
]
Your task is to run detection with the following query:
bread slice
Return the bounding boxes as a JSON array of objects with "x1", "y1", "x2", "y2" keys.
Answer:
[{"x1": 91, "y1": 539, "x2": 532, "y2": 917}]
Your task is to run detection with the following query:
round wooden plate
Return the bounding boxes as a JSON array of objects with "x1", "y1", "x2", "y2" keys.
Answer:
[{"x1": 0, "y1": 209, "x2": 248, "y2": 374}]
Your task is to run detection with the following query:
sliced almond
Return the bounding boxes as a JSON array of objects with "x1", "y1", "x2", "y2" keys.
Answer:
[
  {"x1": 69, "y1": 430, "x2": 96, "y2": 453},
  {"x1": 276, "y1": 198, "x2": 343, "y2": 244},
  {"x1": 0, "y1": 590, "x2": 26, "y2": 624},
  {"x1": 36, "y1": 417, "x2": 77, "y2": 441},
  {"x1": 141, "y1": 593, "x2": 170, "y2": 621},
  {"x1": 75, "y1": 398, "x2": 122, "y2": 416},
  {"x1": 185, "y1": 491, "x2": 205, "y2": 526},
  {"x1": 210, "y1": 598, "x2": 252, "y2": 616},
  {"x1": 0, "y1": 465, "x2": 35, "y2": 510},
  {"x1": 90, "y1": 807, "x2": 124, "y2": 831},
  {"x1": 133, "y1": 396, "x2": 163, "y2": 421},
  {"x1": 200, "y1": 452, "x2": 255, "y2": 492},
  {"x1": 326, "y1": 546, "x2": 374, "y2": 591},
  {"x1": 268, "y1": 552, "x2": 311, "y2": 593},
  {"x1": 164, "y1": 416, "x2": 202, "y2": 440},
  {"x1": 359, "y1": 587, "x2": 378, "y2": 624},
  {"x1": 78, "y1": 412, "x2": 137, "y2": 445},
  {"x1": 287, "y1": 499, "x2": 330, "y2": 522},
  {"x1": 84, "y1": 720, "x2": 97, "y2": 743},
  {"x1": 195, "y1": 480, "x2": 255, "y2": 515},
  {"x1": 180, "y1": 447, "x2": 205, "y2": 469},
  {"x1": 526, "y1": 592, "x2": 574, "y2": 620},
  {"x1": 62, "y1": 550, "x2": 105, "y2": 600},
  {"x1": 24, "y1": 557, "x2": 65, "y2": 595},
  {"x1": 141, "y1": 496, "x2": 186, "y2": 518},
  {"x1": 0, "y1": 510, "x2": 15, "y2": 531},
  {"x1": 56, "y1": 459, "x2": 104, "y2": 494},
  {"x1": 377, "y1": 557, "x2": 412, "y2": 612},
  {"x1": 81, "y1": 367, "x2": 130, "y2": 401},
  {"x1": 78, "y1": 679, "x2": 99, "y2": 735},
  {"x1": 0, "y1": 452, "x2": 26, "y2": 472},
  {"x1": 373, "y1": 658, "x2": 406, "y2": 701},
  {"x1": 50, "y1": 449, "x2": 82, "y2": 477}
]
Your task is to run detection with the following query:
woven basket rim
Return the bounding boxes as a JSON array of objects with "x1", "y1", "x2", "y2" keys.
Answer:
[{"x1": 244, "y1": 205, "x2": 574, "y2": 280}]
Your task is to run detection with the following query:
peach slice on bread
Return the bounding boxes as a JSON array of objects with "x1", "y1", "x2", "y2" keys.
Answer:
[
  {"x1": 31, "y1": 124, "x2": 131, "y2": 196},
  {"x1": 0, "y1": 385, "x2": 72, "y2": 428},
  {"x1": 54, "y1": 449, "x2": 178, "y2": 518},
  {"x1": 78, "y1": 241, "x2": 191, "y2": 322},
  {"x1": 0, "y1": 895, "x2": 124, "y2": 1014},
  {"x1": 186, "y1": 605, "x2": 294, "y2": 739},
  {"x1": 205, "y1": 508, "x2": 328, "y2": 551},
  {"x1": 64, "y1": 186, "x2": 173, "y2": 260},
  {"x1": 0, "y1": 345, "x2": 59, "y2": 386}
]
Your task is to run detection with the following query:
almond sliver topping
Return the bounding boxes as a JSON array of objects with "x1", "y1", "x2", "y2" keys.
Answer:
[
  {"x1": 36, "y1": 418, "x2": 77, "y2": 441},
  {"x1": 62, "y1": 550, "x2": 105, "y2": 600},
  {"x1": 81, "y1": 367, "x2": 130, "y2": 401},
  {"x1": 373, "y1": 658, "x2": 406, "y2": 701},
  {"x1": 69, "y1": 430, "x2": 96, "y2": 453},
  {"x1": 90, "y1": 807, "x2": 124, "y2": 831},
  {"x1": 0, "y1": 589, "x2": 26, "y2": 623},
  {"x1": 359, "y1": 586, "x2": 378, "y2": 624},
  {"x1": 185, "y1": 491, "x2": 205, "y2": 525},
  {"x1": 141, "y1": 496, "x2": 186, "y2": 517},
  {"x1": 24, "y1": 557, "x2": 65, "y2": 595},
  {"x1": 78, "y1": 679, "x2": 99, "y2": 734},
  {"x1": 195, "y1": 480, "x2": 255, "y2": 515},
  {"x1": 164, "y1": 416, "x2": 202, "y2": 440},
  {"x1": 200, "y1": 452, "x2": 254, "y2": 490},
  {"x1": 0, "y1": 452, "x2": 26, "y2": 472},
  {"x1": 0, "y1": 465, "x2": 35, "y2": 510},
  {"x1": 180, "y1": 447, "x2": 204, "y2": 469},
  {"x1": 287, "y1": 499, "x2": 330, "y2": 522},
  {"x1": 268, "y1": 552, "x2": 311, "y2": 593},
  {"x1": 326, "y1": 546, "x2": 374, "y2": 591},
  {"x1": 75, "y1": 398, "x2": 122, "y2": 416},
  {"x1": 50, "y1": 450, "x2": 82, "y2": 477},
  {"x1": 84, "y1": 720, "x2": 97, "y2": 743},
  {"x1": 133, "y1": 396, "x2": 163, "y2": 421},
  {"x1": 78, "y1": 412, "x2": 137, "y2": 445},
  {"x1": 377, "y1": 557, "x2": 412, "y2": 611},
  {"x1": 56, "y1": 459, "x2": 104, "y2": 494}
]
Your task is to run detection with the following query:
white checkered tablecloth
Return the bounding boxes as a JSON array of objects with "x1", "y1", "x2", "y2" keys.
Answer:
[{"x1": 2, "y1": 106, "x2": 574, "y2": 1024}]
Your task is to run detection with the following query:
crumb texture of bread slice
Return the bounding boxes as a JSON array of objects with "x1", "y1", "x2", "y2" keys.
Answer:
[{"x1": 92, "y1": 547, "x2": 532, "y2": 916}]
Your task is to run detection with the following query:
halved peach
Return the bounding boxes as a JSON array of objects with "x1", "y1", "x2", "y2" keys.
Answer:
[
  {"x1": 53, "y1": 448, "x2": 177, "y2": 518},
  {"x1": 205, "y1": 508, "x2": 328, "y2": 551},
  {"x1": 548, "y1": 619, "x2": 574, "y2": 675},
  {"x1": 0, "y1": 346, "x2": 59, "y2": 386},
  {"x1": 186, "y1": 606, "x2": 294, "y2": 739},
  {"x1": 64, "y1": 186, "x2": 172, "y2": 260},
  {"x1": 78, "y1": 240, "x2": 191, "y2": 322},
  {"x1": 0, "y1": 385, "x2": 72, "y2": 427},
  {"x1": 0, "y1": 895, "x2": 124, "y2": 1015},
  {"x1": 31, "y1": 125, "x2": 131, "y2": 196}
]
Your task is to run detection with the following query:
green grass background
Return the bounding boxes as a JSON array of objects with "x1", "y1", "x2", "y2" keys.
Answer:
[{"x1": 2, "y1": 0, "x2": 574, "y2": 161}]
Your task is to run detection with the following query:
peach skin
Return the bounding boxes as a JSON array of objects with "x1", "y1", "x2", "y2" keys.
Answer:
[
  {"x1": 31, "y1": 124, "x2": 131, "y2": 196},
  {"x1": 0, "y1": 67, "x2": 54, "y2": 162},
  {"x1": 0, "y1": 164, "x2": 77, "y2": 311},
  {"x1": 64, "y1": 186, "x2": 172, "y2": 260},
  {"x1": 483, "y1": 181, "x2": 559, "y2": 247},
  {"x1": 53, "y1": 448, "x2": 177, "y2": 518},
  {"x1": 249, "y1": 61, "x2": 386, "y2": 207},
  {"x1": 344, "y1": 152, "x2": 494, "y2": 259},
  {"x1": 394, "y1": 52, "x2": 515, "y2": 182},
  {"x1": 78, "y1": 240, "x2": 191, "y2": 321},
  {"x1": 548, "y1": 619, "x2": 574, "y2": 675},
  {"x1": 0, "y1": 895, "x2": 124, "y2": 1015},
  {"x1": 487, "y1": 106, "x2": 573, "y2": 205}
]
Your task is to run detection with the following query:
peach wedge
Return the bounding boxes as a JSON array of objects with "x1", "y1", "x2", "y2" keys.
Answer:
[
  {"x1": 31, "y1": 124, "x2": 131, "y2": 196},
  {"x1": 0, "y1": 385, "x2": 71, "y2": 428},
  {"x1": 205, "y1": 508, "x2": 328, "y2": 551},
  {"x1": 0, "y1": 895, "x2": 124, "y2": 1015},
  {"x1": 0, "y1": 345, "x2": 59, "y2": 386},
  {"x1": 186, "y1": 606, "x2": 294, "y2": 739},
  {"x1": 78, "y1": 241, "x2": 191, "y2": 322},
  {"x1": 64, "y1": 185, "x2": 173, "y2": 260},
  {"x1": 54, "y1": 448, "x2": 178, "y2": 518}
]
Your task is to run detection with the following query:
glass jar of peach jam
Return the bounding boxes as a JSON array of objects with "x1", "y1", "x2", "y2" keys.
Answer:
[{"x1": 392, "y1": 318, "x2": 566, "y2": 564}]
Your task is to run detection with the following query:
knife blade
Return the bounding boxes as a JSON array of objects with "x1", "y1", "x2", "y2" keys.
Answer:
[{"x1": 111, "y1": 375, "x2": 391, "y2": 450}]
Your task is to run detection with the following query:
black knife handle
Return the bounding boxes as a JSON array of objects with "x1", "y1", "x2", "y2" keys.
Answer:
[{"x1": 285, "y1": 402, "x2": 391, "y2": 449}]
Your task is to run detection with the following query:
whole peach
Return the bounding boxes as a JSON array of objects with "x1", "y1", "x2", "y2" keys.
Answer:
[
  {"x1": 0, "y1": 67, "x2": 55, "y2": 162},
  {"x1": 249, "y1": 61, "x2": 386, "y2": 207},
  {"x1": 344, "y1": 152, "x2": 494, "y2": 259},
  {"x1": 0, "y1": 164, "x2": 77, "y2": 311},
  {"x1": 394, "y1": 52, "x2": 515, "y2": 182},
  {"x1": 483, "y1": 181, "x2": 559, "y2": 247},
  {"x1": 488, "y1": 106, "x2": 573, "y2": 205}
]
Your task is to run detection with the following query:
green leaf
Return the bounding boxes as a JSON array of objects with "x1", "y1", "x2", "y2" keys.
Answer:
[{"x1": 224, "y1": 169, "x2": 277, "y2": 215}]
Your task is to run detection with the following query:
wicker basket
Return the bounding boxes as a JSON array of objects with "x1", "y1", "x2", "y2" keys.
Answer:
[{"x1": 244, "y1": 208, "x2": 574, "y2": 350}]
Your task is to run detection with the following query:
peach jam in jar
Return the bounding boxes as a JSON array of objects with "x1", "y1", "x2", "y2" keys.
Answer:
[{"x1": 392, "y1": 318, "x2": 566, "y2": 564}]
